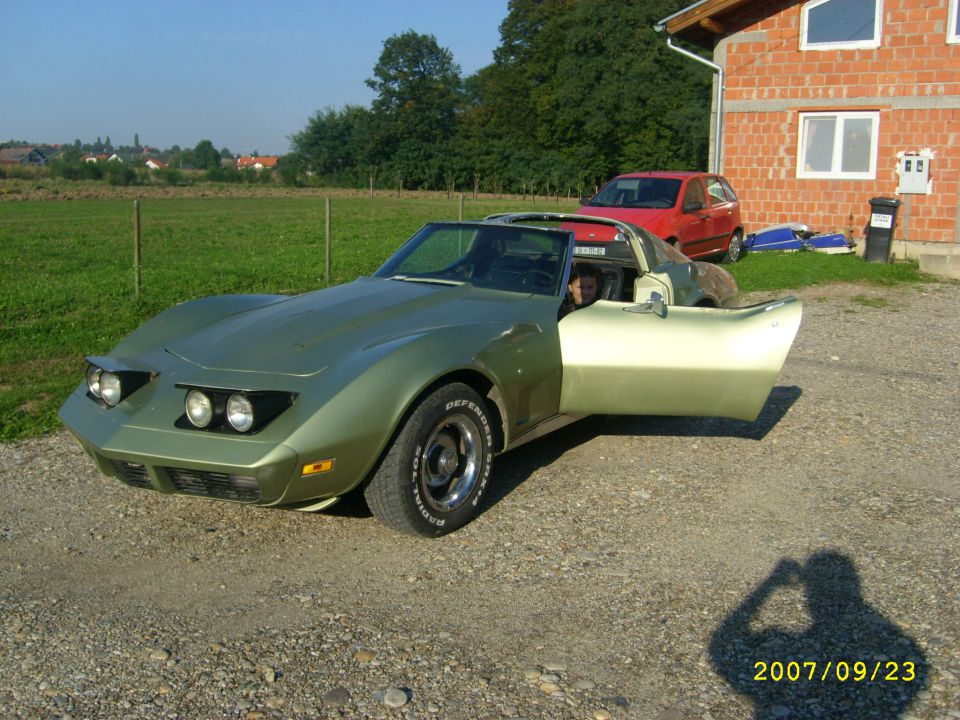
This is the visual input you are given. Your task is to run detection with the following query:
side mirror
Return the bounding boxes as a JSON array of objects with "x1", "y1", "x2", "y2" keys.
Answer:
[
  {"x1": 652, "y1": 260, "x2": 676, "y2": 273},
  {"x1": 650, "y1": 291, "x2": 666, "y2": 317},
  {"x1": 579, "y1": 196, "x2": 592, "y2": 205},
  {"x1": 625, "y1": 291, "x2": 667, "y2": 318},
  {"x1": 682, "y1": 201, "x2": 705, "y2": 214}
]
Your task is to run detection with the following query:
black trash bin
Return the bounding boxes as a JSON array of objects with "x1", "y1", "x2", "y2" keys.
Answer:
[{"x1": 864, "y1": 197, "x2": 901, "y2": 263}]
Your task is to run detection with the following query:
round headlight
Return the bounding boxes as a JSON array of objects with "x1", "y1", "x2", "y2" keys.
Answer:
[
  {"x1": 100, "y1": 372, "x2": 123, "y2": 406},
  {"x1": 226, "y1": 394, "x2": 254, "y2": 433},
  {"x1": 86, "y1": 366, "x2": 103, "y2": 398},
  {"x1": 185, "y1": 390, "x2": 214, "y2": 428}
]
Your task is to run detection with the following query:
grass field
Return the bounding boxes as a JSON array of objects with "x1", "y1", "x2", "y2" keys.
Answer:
[{"x1": 0, "y1": 194, "x2": 930, "y2": 441}]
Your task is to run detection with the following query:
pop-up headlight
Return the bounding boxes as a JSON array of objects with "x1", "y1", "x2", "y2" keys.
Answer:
[{"x1": 85, "y1": 360, "x2": 154, "y2": 407}]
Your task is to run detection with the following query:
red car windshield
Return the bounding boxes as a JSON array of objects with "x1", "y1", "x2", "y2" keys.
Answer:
[{"x1": 586, "y1": 177, "x2": 682, "y2": 209}]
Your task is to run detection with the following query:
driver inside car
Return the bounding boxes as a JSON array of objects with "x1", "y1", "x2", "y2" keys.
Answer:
[{"x1": 560, "y1": 262, "x2": 600, "y2": 318}]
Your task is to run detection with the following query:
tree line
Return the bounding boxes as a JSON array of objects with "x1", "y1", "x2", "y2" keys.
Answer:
[{"x1": 289, "y1": 0, "x2": 713, "y2": 195}]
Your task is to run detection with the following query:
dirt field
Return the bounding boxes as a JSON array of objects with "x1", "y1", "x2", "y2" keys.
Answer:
[{"x1": 1, "y1": 282, "x2": 957, "y2": 719}]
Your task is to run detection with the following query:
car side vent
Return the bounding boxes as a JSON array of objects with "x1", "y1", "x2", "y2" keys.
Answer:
[{"x1": 165, "y1": 468, "x2": 260, "y2": 502}]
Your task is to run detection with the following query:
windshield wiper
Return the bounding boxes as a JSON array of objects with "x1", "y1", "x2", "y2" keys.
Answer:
[{"x1": 389, "y1": 275, "x2": 463, "y2": 287}]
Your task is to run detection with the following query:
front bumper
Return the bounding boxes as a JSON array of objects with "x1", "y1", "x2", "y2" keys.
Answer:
[{"x1": 60, "y1": 386, "x2": 302, "y2": 505}]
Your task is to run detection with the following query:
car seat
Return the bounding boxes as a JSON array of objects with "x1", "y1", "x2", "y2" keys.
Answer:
[{"x1": 597, "y1": 265, "x2": 624, "y2": 301}]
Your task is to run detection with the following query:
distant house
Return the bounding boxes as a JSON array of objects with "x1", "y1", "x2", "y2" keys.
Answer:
[
  {"x1": 145, "y1": 158, "x2": 168, "y2": 170},
  {"x1": 656, "y1": 0, "x2": 960, "y2": 257},
  {"x1": 236, "y1": 156, "x2": 279, "y2": 170},
  {"x1": 107, "y1": 153, "x2": 123, "y2": 163},
  {"x1": 81, "y1": 154, "x2": 109, "y2": 163},
  {"x1": 0, "y1": 146, "x2": 48, "y2": 165}
]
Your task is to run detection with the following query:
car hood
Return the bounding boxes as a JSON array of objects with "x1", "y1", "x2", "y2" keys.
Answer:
[
  {"x1": 166, "y1": 278, "x2": 521, "y2": 377},
  {"x1": 571, "y1": 206, "x2": 671, "y2": 239}
]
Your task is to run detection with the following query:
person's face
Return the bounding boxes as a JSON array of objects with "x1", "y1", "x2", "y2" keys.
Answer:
[{"x1": 569, "y1": 275, "x2": 597, "y2": 305}]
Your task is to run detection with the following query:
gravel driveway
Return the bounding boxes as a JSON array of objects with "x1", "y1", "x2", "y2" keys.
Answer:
[{"x1": 1, "y1": 281, "x2": 958, "y2": 720}]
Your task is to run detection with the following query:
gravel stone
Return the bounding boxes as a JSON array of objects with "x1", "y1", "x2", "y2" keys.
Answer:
[
  {"x1": 383, "y1": 687, "x2": 409, "y2": 707},
  {"x1": 323, "y1": 686, "x2": 351, "y2": 706},
  {"x1": 0, "y1": 282, "x2": 958, "y2": 719}
]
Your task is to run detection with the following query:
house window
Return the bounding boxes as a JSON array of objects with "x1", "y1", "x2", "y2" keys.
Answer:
[
  {"x1": 797, "y1": 111, "x2": 879, "y2": 180},
  {"x1": 800, "y1": 0, "x2": 882, "y2": 50},
  {"x1": 950, "y1": 0, "x2": 960, "y2": 44}
]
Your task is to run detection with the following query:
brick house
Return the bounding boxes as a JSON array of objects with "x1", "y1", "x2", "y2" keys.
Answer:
[
  {"x1": 0, "y1": 146, "x2": 48, "y2": 165},
  {"x1": 657, "y1": 0, "x2": 960, "y2": 258},
  {"x1": 236, "y1": 156, "x2": 279, "y2": 170}
]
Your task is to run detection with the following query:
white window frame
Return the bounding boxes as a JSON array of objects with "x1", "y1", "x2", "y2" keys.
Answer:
[
  {"x1": 797, "y1": 111, "x2": 879, "y2": 180},
  {"x1": 800, "y1": 0, "x2": 883, "y2": 51},
  {"x1": 949, "y1": 0, "x2": 960, "y2": 44}
]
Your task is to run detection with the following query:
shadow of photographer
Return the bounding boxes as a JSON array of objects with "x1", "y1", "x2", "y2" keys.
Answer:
[{"x1": 709, "y1": 551, "x2": 929, "y2": 719}]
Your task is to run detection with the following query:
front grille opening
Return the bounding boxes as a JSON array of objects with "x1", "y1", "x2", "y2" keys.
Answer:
[
  {"x1": 110, "y1": 460, "x2": 151, "y2": 489},
  {"x1": 165, "y1": 467, "x2": 261, "y2": 502}
]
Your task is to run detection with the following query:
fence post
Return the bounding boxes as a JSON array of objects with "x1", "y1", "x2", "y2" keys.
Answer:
[
  {"x1": 133, "y1": 199, "x2": 142, "y2": 303},
  {"x1": 325, "y1": 197, "x2": 332, "y2": 287},
  {"x1": 458, "y1": 194, "x2": 464, "y2": 221}
]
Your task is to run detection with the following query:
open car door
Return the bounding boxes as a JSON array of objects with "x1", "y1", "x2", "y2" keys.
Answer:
[{"x1": 558, "y1": 296, "x2": 801, "y2": 422}]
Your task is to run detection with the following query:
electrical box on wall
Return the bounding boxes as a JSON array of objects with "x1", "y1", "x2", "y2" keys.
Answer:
[{"x1": 897, "y1": 155, "x2": 931, "y2": 194}]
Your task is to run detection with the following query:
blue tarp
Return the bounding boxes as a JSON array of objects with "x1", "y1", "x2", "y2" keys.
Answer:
[{"x1": 745, "y1": 224, "x2": 854, "y2": 254}]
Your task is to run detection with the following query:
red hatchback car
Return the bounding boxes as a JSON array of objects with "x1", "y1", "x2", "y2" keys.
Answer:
[{"x1": 574, "y1": 171, "x2": 744, "y2": 263}]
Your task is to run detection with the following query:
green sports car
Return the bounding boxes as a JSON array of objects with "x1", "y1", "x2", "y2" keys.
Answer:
[{"x1": 59, "y1": 213, "x2": 801, "y2": 537}]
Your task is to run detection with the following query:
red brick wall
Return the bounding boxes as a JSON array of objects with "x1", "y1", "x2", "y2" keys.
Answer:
[{"x1": 718, "y1": 0, "x2": 959, "y2": 244}]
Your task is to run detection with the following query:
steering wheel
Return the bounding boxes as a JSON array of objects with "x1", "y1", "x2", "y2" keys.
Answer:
[{"x1": 518, "y1": 270, "x2": 554, "y2": 291}]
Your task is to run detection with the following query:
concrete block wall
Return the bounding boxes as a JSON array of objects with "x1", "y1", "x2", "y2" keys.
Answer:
[{"x1": 715, "y1": 0, "x2": 960, "y2": 251}]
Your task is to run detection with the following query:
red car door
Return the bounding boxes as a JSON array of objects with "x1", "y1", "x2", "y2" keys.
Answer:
[
  {"x1": 704, "y1": 175, "x2": 737, "y2": 254},
  {"x1": 676, "y1": 176, "x2": 715, "y2": 259}
]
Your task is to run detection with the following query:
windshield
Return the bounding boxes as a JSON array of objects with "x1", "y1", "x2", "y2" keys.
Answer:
[
  {"x1": 588, "y1": 177, "x2": 682, "y2": 209},
  {"x1": 374, "y1": 223, "x2": 570, "y2": 296}
]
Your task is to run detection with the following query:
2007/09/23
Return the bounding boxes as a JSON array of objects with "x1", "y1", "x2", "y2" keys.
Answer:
[{"x1": 754, "y1": 660, "x2": 917, "y2": 683}]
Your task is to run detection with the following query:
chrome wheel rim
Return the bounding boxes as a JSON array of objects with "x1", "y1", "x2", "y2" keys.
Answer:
[
  {"x1": 419, "y1": 414, "x2": 481, "y2": 512},
  {"x1": 729, "y1": 234, "x2": 742, "y2": 261}
]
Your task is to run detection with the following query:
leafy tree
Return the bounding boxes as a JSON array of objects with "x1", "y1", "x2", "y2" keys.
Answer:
[
  {"x1": 291, "y1": 105, "x2": 375, "y2": 183},
  {"x1": 105, "y1": 161, "x2": 135, "y2": 186},
  {"x1": 365, "y1": 30, "x2": 463, "y2": 188},
  {"x1": 156, "y1": 167, "x2": 186, "y2": 186},
  {"x1": 205, "y1": 165, "x2": 243, "y2": 183},
  {"x1": 473, "y1": 0, "x2": 711, "y2": 180},
  {"x1": 278, "y1": 153, "x2": 305, "y2": 186},
  {"x1": 287, "y1": 0, "x2": 711, "y2": 192},
  {"x1": 192, "y1": 139, "x2": 221, "y2": 170}
]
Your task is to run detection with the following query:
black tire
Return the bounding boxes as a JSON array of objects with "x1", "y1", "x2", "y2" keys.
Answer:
[
  {"x1": 722, "y1": 231, "x2": 744, "y2": 263},
  {"x1": 364, "y1": 383, "x2": 493, "y2": 537}
]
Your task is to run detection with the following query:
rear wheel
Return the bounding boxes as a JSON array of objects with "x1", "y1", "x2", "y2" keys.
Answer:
[
  {"x1": 365, "y1": 383, "x2": 493, "y2": 537},
  {"x1": 722, "y1": 231, "x2": 743, "y2": 263}
]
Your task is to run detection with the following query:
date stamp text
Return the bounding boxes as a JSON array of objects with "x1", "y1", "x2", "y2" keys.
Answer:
[{"x1": 754, "y1": 660, "x2": 916, "y2": 683}]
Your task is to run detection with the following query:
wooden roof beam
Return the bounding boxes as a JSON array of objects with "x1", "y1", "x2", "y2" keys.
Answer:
[{"x1": 699, "y1": 17, "x2": 724, "y2": 34}]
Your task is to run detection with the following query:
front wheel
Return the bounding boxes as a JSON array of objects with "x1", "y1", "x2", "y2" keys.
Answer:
[
  {"x1": 364, "y1": 383, "x2": 493, "y2": 537},
  {"x1": 722, "y1": 231, "x2": 743, "y2": 263}
]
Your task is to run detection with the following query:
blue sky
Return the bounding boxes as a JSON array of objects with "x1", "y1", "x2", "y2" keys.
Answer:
[{"x1": 0, "y1": 0, "x2": 509, "y2": 156}]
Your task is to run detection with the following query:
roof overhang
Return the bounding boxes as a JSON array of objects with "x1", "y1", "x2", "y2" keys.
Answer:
[{"x1": 655, "y1": 0, "x2": 752, "y2": 45}]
